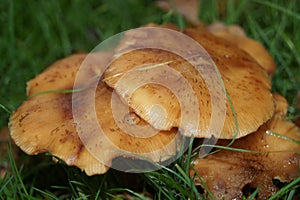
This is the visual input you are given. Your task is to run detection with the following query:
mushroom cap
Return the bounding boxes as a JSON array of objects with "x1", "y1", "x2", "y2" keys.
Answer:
[
  {"x1": 26, "y1": 53, "x2": 113, "y2": 96},
  {"x1": 10, "y1": 90, "x2": 109, "y2": 175},
  {"x1": 103, "y1": 26, "x2": 274, "y2": 139},
  {"x1": 9, "y1": 53, "x2": 181, "y2": 175},
  {"x1": 156, "y1": 0, "x2": 201, "y2": 26},
  {"x1": 206, "y1": 22, "x2": 276, "y2": 75},
  {"x1": 190, "y1": 95, "x2": 300, "y2": 199},
  {"x1": 273, "y1": 93, "x2": 288, "y2": 116}
]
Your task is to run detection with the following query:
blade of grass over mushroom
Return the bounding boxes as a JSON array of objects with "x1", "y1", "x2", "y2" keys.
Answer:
[
  {"x1": 28, "y1": 88, "x2": 88, "y2": 98},
  {"x1": 215, "y1": 61, "x2": 239, "y2": 145},
  {"x1": 197, "y1": 144, "x2": 299, "y2": 154},
  {"x1": 198, "y1": 144, "x2": 259, "y2": 153},
  {"x1": 266, "y1": 130, "x2": 300, "y2": 145},
  {"x1": 103, "y1": 60, "x2": 174, "y2": 82}
]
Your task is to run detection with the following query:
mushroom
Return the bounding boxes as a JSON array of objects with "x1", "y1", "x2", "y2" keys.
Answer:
[
  {"x1": 103, "y1": 26, "x2": 274, "y2": 139},
  {"x1": 206, "y1": 22, "x2": 276, "y2": 75},
  {"x1": 156, "y1": 0, "x2": 202, "y2": 26},
  {"x1": 9, "y1": 53, "x2": 182, "y2": 175},
  {"x1": 9, "y1": 24, "x2": 282, "y2": 181},
  {"x1": 190, "y1": 94, "x2": 300, "y2": 199}
]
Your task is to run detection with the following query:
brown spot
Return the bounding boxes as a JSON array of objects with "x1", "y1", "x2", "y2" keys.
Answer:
[
  {"x1": 19, "y1": 113, "x2": 29, "y2": 123},
  {"x1": 50, "y1": 127, "x2": 60, "y2": 135}
]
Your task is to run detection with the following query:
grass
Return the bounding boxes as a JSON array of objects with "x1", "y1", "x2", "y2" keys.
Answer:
[{"x1": 0, "y1": 0, "x2": 299, "y2": 199}]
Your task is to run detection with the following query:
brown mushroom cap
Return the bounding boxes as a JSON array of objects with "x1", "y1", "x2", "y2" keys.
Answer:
[
  {"x1": 10, "y1": 90, "x2": 109, "y2": 175},
  {"x1": 190, "y1": 95, "x2": 300, "y2": 199},
  {"x1": 9, "y1": 54, "x2": 181, "y2": 175},
  {"x1": 103, "y1": 26, "x2": 274, "y2": 139},
  {"x1": 156, "y1": 0, "x2": 201, "y2": 26},
  {"x1": 273, "y1": 93, "x2": 288, "y2": 116},
  {"x1": 206, "y1": 22, "x2": 276, "y2": 75},
  {"x1": 26, "y1": 53, "x2": 113, "y2": 96}
]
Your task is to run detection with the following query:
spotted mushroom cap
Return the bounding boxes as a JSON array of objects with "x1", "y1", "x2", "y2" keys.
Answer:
[
  {"x1": 9, "y1": 53, "x2": 181, "y2": 175},
  {"x1": 206, "y1": 22, "x2": 276, "y2": 75},
  {"x1": 103, "y1": 26, "x2": 275, "y2": 139}
]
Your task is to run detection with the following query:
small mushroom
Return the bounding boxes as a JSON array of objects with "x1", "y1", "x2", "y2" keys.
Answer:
[
  {"x1": 103, "y1": 25, "x2": 274, "y2": 139},
  {"x1": 9, "y1": 53, "x2": 181, "y2": 175},
  {"x1": 273, "y1": 93, "x2": 288, "y2": 117},
  {"x1": 190, "y1": 94, "x2": 300, "y2": 199},
  {"x1": 156, "y1": 0, "x2": 202, "y2": 26},
  {"x1": 206, "y1": 22, "x2": 276, "y2": 75}
]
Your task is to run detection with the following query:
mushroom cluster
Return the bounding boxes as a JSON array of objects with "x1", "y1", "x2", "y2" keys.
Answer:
[
  {"x1": 9, "y1": 23, "x2": 299, "y2": 199},
  {"x1": 190, "y1": 93, "x2": 300, "y2": 199}
]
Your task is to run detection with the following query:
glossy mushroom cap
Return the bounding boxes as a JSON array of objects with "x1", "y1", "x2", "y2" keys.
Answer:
[
  {"x1": 103, "y1": 26, "x2": 275, "y2": 139},
  {"x1": 206, "y1": 22, "x2": 276, "y2": 75},
  {"x1": 10, "y1": 54, "x2": 109, "y2": 175},
  {"x1": 9, "y1": 54, "x2": 181, "y2": 175}
]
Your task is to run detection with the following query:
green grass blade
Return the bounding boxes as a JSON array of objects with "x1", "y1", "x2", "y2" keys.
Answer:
[
  {"x1": 0, "y1": 103, "x2": 11, "y2": 114},
  {"x1": 252, "y1": 0, "x2": 300, "y2": 20},
  {"x1": 287, "y1": 189, "x2": 296, "y2": 200},
  {"x1": 33, "y1": 188, "x2": 60, "y2": 200},
  {"x1": 0, "y1": 176, "x2": 13, "y2": 194},
  {"x1": 266, "y1": 130, "x2": 300, "y2": 145},
  {"x1": 269, "y1": 176, "x2": 300, "y2": 200},
  {"x1": 7, "y1": 141, "x2": 30, "y2": 199},
  {"x1": 28, "y1": 88, "x2": 87, "y2": 98},
  {"x1": 247, "y1": 185, "x2": 260, "y2": 200}
]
